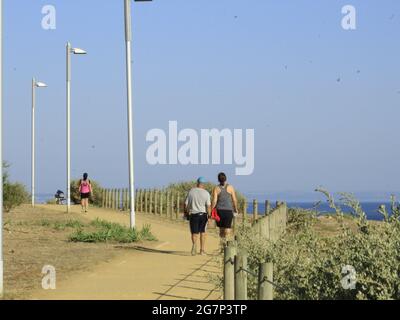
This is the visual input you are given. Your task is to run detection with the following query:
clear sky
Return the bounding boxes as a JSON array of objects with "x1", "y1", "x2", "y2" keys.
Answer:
[{"x1": 3, "y1": 0, "x2": 400, "y2": 201}]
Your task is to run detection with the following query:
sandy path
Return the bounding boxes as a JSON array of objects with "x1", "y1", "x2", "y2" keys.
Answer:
[{"x1": 29, "y1": 206, "x2": 222, "y2": 300}]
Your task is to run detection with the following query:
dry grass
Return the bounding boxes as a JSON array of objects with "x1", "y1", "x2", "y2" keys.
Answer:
[{"x1": 2, "y1": 205, "x2": 141, "y2": 299}]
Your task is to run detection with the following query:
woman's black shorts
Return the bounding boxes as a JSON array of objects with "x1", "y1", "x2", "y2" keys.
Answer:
[
  {"x1": 217, "y1": 209, "x2": 234, "y2": 229},
  {"x1": 81, "y1": 193, "x2": 91, "y2": 199}
]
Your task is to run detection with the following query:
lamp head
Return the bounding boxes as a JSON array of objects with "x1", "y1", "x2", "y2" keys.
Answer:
[
  {"x1": 72, "y1": 48, "x2": 87, "y2": 55},
  {"x1": 35, "y1": 82, "x2": 48, "y2": 88}
]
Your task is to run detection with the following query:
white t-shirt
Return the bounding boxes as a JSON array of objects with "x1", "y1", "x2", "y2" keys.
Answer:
[{"x1": 185, "y1": 188, "x2": 211, "y2": 214}]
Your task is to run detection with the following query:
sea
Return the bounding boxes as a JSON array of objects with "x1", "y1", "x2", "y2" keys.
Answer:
[
  {"x1": 38, "y1": 193, "x2": 390, "y2": 221},
  {"x1": 248, "y1": 201, "x2": 391, "y2": 221}
]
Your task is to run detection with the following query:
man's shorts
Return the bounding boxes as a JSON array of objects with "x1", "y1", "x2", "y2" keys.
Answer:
[
  {"x1": 189, "y1": 213, "x2": 208, "y2": 234},
  {"x1": 217, "y1": 209, "x2": 234, "y2": 229}
]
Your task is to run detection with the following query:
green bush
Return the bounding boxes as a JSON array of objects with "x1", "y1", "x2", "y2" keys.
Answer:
[
  {"x1": 70, "y1": 179, "x2": 103, "y2": 206},
  {"x1": 233, "y1": 190, "x2": 400, "y2": 300},
  {"x1": 2, "y1": 162, "x2": 29, "y2": 212},
  {"x1": 69, "y1": 219, "x2": 157, "y2": 243}
]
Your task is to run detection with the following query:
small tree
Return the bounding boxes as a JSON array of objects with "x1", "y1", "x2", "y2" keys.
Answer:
[{"x1": 2, "y1": 162, "x2": 29, "y2": 212}]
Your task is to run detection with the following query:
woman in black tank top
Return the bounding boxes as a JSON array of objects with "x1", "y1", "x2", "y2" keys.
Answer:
[{"x1": 211, "y1": 173, "x2": 239, "y2": 248}]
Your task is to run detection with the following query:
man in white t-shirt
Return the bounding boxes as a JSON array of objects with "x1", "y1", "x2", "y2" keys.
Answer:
[{"x1": 185, "y1": 177, "x2": 211, "y2": 256}]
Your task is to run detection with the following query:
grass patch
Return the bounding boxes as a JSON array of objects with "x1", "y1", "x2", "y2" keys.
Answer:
[{"x1": 69, "y1": 219, "x2": 156, "y2": 243}]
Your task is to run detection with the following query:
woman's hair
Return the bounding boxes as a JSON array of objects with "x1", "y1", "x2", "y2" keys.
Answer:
[
  {"x1": 218, "y1": 172, "x2": 227, "y2": 185},
  {"x1": 83, "y1": 173, "x2": 88, "y2": 181}
]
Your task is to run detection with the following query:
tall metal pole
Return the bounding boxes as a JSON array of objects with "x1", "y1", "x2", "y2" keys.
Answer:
[
  {"x1": 31, "y1": 78, "x2": 36, "y2": 207},
  {"x1": 0, "y1": 0, "x2": 4, "y2": 298},
  {"x1": 66, "y1": 43, "x2": 71, "y2": 213},
  {"x1": 125, "y1": 0, "x2": 136, "y2": 229}
]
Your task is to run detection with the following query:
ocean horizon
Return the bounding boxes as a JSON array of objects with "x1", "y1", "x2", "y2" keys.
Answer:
[
  {"x1": 249, "y1": 201, "x2": 390, "y2": 221},
  {"x1": 37, "y1": 193, "x2": 390, "y2": 221}
]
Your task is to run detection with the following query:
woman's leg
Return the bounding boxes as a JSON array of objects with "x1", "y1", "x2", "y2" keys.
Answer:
[{"x1": 81, "y1": 197, "x2": 85, "y2": 211}]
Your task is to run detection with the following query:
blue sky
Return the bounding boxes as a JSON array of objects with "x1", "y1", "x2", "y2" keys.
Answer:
[{"x1": 3, "y1": 0, "x2": 400, "y2": 201}]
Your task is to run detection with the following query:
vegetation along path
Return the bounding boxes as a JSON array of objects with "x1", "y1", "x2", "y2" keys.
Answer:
[{"x1": 28, "y1": 205, "x2": 222, "y2": 300}]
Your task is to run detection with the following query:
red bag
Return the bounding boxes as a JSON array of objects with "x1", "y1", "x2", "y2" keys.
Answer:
[{"x1": 211, "y1": 208, "x2": 220, "y2": 222}]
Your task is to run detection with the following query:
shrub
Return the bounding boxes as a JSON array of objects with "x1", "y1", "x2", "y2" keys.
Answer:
[
  {"x1": 231, "y1": 190, "x2": 400, "y2": 300},
  {"x1": 69, "y1": 219, "x2": 157, "y2": 243},
  {"x1": 70, "y1": 179, "x2": 104, "y2": 206},
  {"x1": 2, "y1": 162, "x2": 29, "y2": 212}
]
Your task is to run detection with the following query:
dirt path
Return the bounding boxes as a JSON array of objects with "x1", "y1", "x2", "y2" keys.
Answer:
[{"x1": 29, "y1": 205, "x2": 222, "y2": 300}]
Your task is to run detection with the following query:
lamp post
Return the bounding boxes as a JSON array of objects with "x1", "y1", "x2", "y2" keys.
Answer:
[
  {"x1": 125, "y1": 0, "x2": 152, "y2": 229},
  {"x1": 31, "y1": 79, "x2": 47, "y2": 208},
  {"x1": 0, "y1": 0, "x2": 3, "y2": 298},
  {"x1": 66, "y1": 43, "x2": 87, "y2": 213}
]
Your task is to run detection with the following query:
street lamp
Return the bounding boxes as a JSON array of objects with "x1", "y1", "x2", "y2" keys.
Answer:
[
  {"x1": 31, "y1": 79, "x2": 47, "y2": 208},
  {"x1": 125, "y1": 0, "x2": 152, "y2": 229},
  {"x1": 66, "y1": 42, "x2": 87, "y2": 213},
  {"x1": 0, "y1": 0, "x2": 3, "y2": 298}
]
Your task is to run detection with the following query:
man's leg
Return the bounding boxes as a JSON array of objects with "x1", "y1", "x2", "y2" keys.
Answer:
[
  {"x1": 200, "y1": 233, "x2": 207, "y2": 254},
  {"x1": 191, "y1": 233, "x2": 199, "y2": 255}
]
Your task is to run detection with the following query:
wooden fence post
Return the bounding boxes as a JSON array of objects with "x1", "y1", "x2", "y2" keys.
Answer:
[
  {"x1": 149, "y1": 189, "x2": 153, "y2": 214},
  {"x1": 224, "y1": 241, "x2": 236, "y2": 300},
  {"x1": 110, "y1": 189, "x2": 114, "y2": 210},
  {"x1": 253, "y1": 200, "x2": 258, "y2": 222},
  {"x1": 265, "y1": 200, "x2": 270, "y2": 215},
  {"x1": 166, "y1": 192, "x2": 170, "y2": 218},
  {"x1": 160, "y1": 191, "x2": 164, "y2": 216},
  {"x1": 243, "y1": 201, "x2": 248, "y2": 224},
  {"x1": 258, "y1": 262, "x2": 273, "y2": 300},
  {"x1": 126, "y1": 189, "x2": 130, "y2": 211},
  {"x1": 234, "y1": 250, "x2": 248, "y2": 300},
  {"x1": 176, "y1": 194, "x2": 180, "y2": 220},
  {"x1": 170, "y1": 193, "x2": 175, "y2": 220},
  {"x1": 102, "y1": 189, "x2": 106, "y2": 208},
  {"x1": 154, "y1": 190, "x2": 159, "y2": 215},
  {"x1": 144, "y1": 189, "x2": 148, "y2": 213},
  {"x1": 139, "y1": 189, "x2": 143, "y2": 212},
  {"x1": 118, "y1": 189, "x2": 122, "y2": 211}
]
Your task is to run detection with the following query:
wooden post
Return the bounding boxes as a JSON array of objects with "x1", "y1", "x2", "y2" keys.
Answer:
[
  {"x1": 125, "y1": 188, "x2": 129, "y2": 211},
  {"x1": 258, "y1": 262, "x2": 273, "y2": 300},
  {"x1": 176, "y1": 194, "x2": 180, "y2": 220},
  {"x1": 118, "y1": 189, "x2": 122, "y2": 211},
  {"x1": 170, "y1": 193, "x2": 175, "y2": 220},
  {"x1": 107, "y1": 189, "x2": 111, "y2": 209},
  {"x1": 101, "y1": 189, "x2": 106, "y2": 208},
  {"x1": 110, "y1": 189, "x2": 114, "y2": 210},
  {"x1": 265, "y1": 200, "x2": 270, "y2": 215},
  {"x1": 253, "y1": 199, "x2": 258, "y2": 222},
  {"x1": 154, "y1": 190, "x2": 158, "y2": 215},
  {"x1": 140, "y1": 189, "x2": 144, "y2": 212},
  {"x1": 144, "y1": 189, "x2": 148, "y2": 213},
  {"x1": 105, "y1": 189, "x2": 108, "y2": 208},
  {"x1": 160, "y1": 191, "x2": 164, "y2": 216},
  {"x1": 224, "y1": 242, "x2": 236, "y2": 300},
  {"x1": 234, "y1": 250, "x2": 248, "y2": 300},
  {"x1": 149, "y1": 189, "x2": 153, "y2": 214},
  {"x1": 243, "y1": 201, "x2": 248, "y2": 224},
  {"x1": 126, "y1": 188, "x2": 130, "y2": 211},
  {"x1": 166, "y1": 192, "x2": 170, "y2": 218}
]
